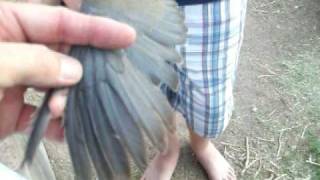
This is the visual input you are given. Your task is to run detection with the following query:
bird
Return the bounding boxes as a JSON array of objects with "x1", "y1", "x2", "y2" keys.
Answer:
[{"x1": 21, "y1": 0, "x2": 187, "y2": 179}]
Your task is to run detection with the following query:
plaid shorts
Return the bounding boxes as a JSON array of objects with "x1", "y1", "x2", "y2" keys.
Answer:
[{"x1": 164, "y1": 0, "x2": 247, "y2": 138}]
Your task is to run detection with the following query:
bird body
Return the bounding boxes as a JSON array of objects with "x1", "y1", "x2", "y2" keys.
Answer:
[{"x1": 22, "y1": 0, "x2": 186, "y2": 179}]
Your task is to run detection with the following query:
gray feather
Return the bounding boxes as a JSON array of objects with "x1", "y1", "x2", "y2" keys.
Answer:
[
  {"x1": 65, "y1": 87, "x2": 92, "y2": 180},
  {"x1": 98, "y1": 82, "x2": 147, "y2": 170},
  {"x1": 90, "y1": 49, "x2": 130, "y2": 178},
  {"x1": 21, "y1": 89, "x2": 53, "y2": 167},
  {"x1": 22, "y1": 0, "x2": 186, "y2": 179},
  {"x1": 126, "y1": 45, "x2": 179, "y2": 91},
  {"x1": 103, "y1": 51, "x2": 168, "y2": 151},
  {"x1": 79, "y1": 90, "x2": 113, "y2": 180}
]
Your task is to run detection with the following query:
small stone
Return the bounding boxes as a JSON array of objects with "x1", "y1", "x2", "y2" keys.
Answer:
[{"x1": 251, "y1": 106, "x2": 258, "y2": 112}]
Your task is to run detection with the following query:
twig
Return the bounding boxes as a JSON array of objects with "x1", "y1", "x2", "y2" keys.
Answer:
[
  {"x1": 274, "y1": 174, "x2": 288, "y2": 180},
  {"x1": 245, "y1": 137, "x2": 250, "y2": 167},
  {"x1": 256, "y1": 116, "x2": 273, "y2": 123},
  {"x1": 220, "y1": 142, "x2": 240, "y2": 147},
  {"x1": 277, "y1": 131, "x2": 284, "y2": 158},
  {"x1": 229, "y1": 146, "x2": 242, "y2": 152},
  {"x1": 269, "y1": 160, "x2": 280, "y2": 170},
  {"x1": 265, "y1": 174, "x2": 275, "y2": 180},
  {"x1": 256, "y1": 137, "x2": 275, "y2": 142},
  {"x1": 306, "y1": 160, "x2": 320, "y2": 167},
  {"x1": 239, "y1": 153, "x2": 247, "y2": 162},
  {"x1": 256, "y1": 62, "x2": 278, "y2": 75},
  {"x1": 224, "y1": 151, "x2": 243, "y2": 168},
  {"x1": 273, "y1": 88, "x2": 294, "y2": 112},
  {"x1": 301, "y1": 124, "x2": 311, "y2": 138},
  {"x1": 223, "y1": 145, "x2": 229, "y2": 157},
  {"x1": 306, "y1": 153, "x2": 320, "y2": 167},
  {"x1": 268, "y1": 109, "x2": 277, "y2": 117},
  {"x1": 266, "y1": 169, "x2": 279, "y2": 180},
  {"x1": 221, "y1": 142, "x2": 242, "y2": 152},
  {"x1": 266, "y1": 168, "x2": 276, "y2": 174},
  {"x1": 252, "y1": 9, "x2": 269, "y2": 14},
  {"x1": 241, "y1": 159, "x2": 259, "y2": 176},
  {"x1": 278, "y1": 125, "x2": 301, "y2": 132},
  {"x1": 224, "y1": 151, "x2": 237, "y2": 162},
  {"x1": 240, "y1": 137, "x2": 251, "y2": 176},
  {"x1": 259, "y1": 0, "x2": 277, "y2": 8},
  {"x1": 258, "y1": 74, "x2": 276, "y2": 78},
  {"x1": 251, "y1": 149, "x2": 258, "y2": 159},
  {"x1": 254, "y1": 159, "x2": 262, "y2": 179},
  {"x1": 223, "y1": 145, "x2": 227, "y2": 155},
  {"x1": 220, "y1": 142, "x2": 246, "y2": 151}
]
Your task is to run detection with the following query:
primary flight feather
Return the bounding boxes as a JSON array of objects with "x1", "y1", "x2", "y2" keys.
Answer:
[{"x1": 22, "y1": 0, "x2": 186, "y2": 179}]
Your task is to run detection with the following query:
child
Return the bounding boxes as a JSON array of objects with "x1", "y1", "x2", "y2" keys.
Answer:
[{"x1": 142, "y1": 0, "x2": 248, "y2": 179}]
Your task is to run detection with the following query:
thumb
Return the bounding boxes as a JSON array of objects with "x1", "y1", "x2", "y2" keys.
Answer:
[
  {"x1": 0, "y1": 43, "x2": 82, "y2": 88},
  {"x1": 26, "y1": 0, "x2": 60, "y2": 5}
]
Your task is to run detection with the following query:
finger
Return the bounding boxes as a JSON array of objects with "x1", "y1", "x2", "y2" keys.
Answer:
[
  {"x1": 57, "y1": 44, "x2": 71, "y2": 54},
  {"x1": 16, "y1": 104, "x2": 37, "y2": 133},
  {"x1": 33, "y1": 87, "x2": 49, "y2": 92},
  {"x1": 44, "y1": 118, "x2": 64, "y2": 141},
  {"x1": 0, "y1": 43, "x2": 82, "y2": 88},
  {"x1": 16, "y1": 105, "x2": 65, "y2": 141},
  {"x1": 46, "y1": 44, "x2": 60, "y2": 51},
  {"x1": 0, "y1": 87, "x2": 25, "y2": 139},
  {"x1": 1, "y1": 2, "x2": 136, "y2": 49},
  {"x1": 63, "y1": 0, "x2": 81, "y2": 10},
  {"x1": 26, "y1": 0, "x2": 60, "y2": 5},
  {"x1": 46, "y1": 44, "x2": 71, "y2": 53},
  {"x1": 49, "y1": 88, "x2": 68, "y2": 119}
]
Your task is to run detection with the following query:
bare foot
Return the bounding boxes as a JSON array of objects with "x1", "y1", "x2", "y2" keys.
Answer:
[
  {"x1": 190, "y1": 131, "x2": 236, "y2": 180},
  {"x1": 140, "y1": 133, "x2": 180, "y2": 180}
]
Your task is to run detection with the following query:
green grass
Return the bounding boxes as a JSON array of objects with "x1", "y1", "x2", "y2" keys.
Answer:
[
  {"x1": 307, "y1": 132, "x2": 320, "y2": 180},
  {"x1": 278, "y1": 52, "x2": 320, "y2": 119},
  {"x1": 276, "y1": 51, "x2": 320, "y2": 179}
]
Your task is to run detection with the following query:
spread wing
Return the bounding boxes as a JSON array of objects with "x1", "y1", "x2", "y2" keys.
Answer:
[
  {"x1": 22, "y1": 0, "x2": 186, "y2": 179},
  {"x1": 83, "y1": 0, "x2": 187, "y2": 90}
]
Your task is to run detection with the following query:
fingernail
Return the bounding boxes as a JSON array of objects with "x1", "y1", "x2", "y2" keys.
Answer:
[
  {"x1": 59, "y1": 55, "x2": 82, "y2": 83},
  {"x1": 53, "y1": 89, "x2": 68, "y2": 116}
]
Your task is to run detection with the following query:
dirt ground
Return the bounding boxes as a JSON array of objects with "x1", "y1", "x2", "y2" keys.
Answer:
[{"x1": 0, "y1": 0, "x2": 319, "y2": 179}]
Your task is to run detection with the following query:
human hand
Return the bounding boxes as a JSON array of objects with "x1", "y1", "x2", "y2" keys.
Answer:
[
  {"x1": 27, "y1": 0, "x2": 81, "y2": 10},
  {"x1": 0, "y1": 2, "x2": 136, "y2": 140}
]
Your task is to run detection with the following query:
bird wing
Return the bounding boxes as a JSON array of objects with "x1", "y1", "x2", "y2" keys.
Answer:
[
  {"x1": 23, "y1": 0, "x2": 186, "y2": 179},
  {"x1": 82, "y1": 0, "x2": 187, "y2": 90}
]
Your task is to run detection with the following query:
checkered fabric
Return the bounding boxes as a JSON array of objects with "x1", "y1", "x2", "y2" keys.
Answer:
[{"x1": 164, "y1": 0, "x2": 247, "y2": 138}]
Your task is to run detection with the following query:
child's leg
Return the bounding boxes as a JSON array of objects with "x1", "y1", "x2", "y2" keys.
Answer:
[
  {"x1": 182, "y1": 0, "x2": 247, "y2": 179},
  {"x1": 140, "y1": 131, "x2": 180, "y2": 180},
  {"x1": 142, "y1": 0, "x2": 247, "y2": 179},
  {"x1": 189, "y1": 129, "x2": 236, "y2": 180}
]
